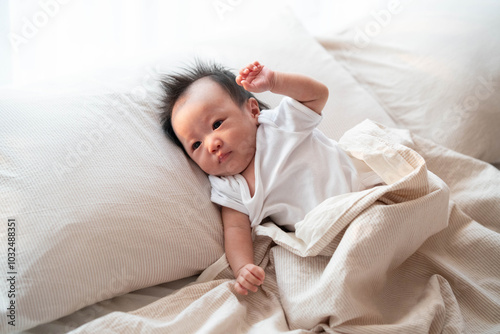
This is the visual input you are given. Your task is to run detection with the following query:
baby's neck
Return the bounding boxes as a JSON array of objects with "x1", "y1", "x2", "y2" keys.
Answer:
[{"x1": 240, "y1": 156, "x2": 256, "y2": 197}]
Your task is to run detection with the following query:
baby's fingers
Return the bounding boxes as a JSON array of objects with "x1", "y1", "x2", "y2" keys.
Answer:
[
  {"x1": 239, "y1": 61, "x2": 261, "y2": 76},
  {"x1": 236, "y1": 74, "x2": 244, "y2": 86},
  {"x1": 234, "y1": 281, "x2": 249, "y2": 295},
  {"x1": 236, "y1": 77, "x2": 253, "y2": 92},
  {"x1": 233, "y1": 265, "x2": 265, "y2": 295},
  {"x1": 236, "y1": 276, "x2": 258, "y2": 294},
  {"x1": 238, "y1": 269, "x2": 261, "y2": 288},
  {"x1": 248, "y1": 265, "x2": 265, "y2": 283}
]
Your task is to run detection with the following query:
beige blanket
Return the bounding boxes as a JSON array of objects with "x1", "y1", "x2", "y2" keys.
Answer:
[{"x1": 71, "y1": 120, "x2": 500, "y2": 333}]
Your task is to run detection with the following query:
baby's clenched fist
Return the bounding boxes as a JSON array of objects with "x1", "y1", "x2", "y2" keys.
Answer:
[{"x1": 234, "y1": 263, "x2": 265, "y2": 295}]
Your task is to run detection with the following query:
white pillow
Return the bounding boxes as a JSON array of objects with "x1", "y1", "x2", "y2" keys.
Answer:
[
  {"x1": 309, "y1": 0, "x2": 500, "y2": 163},
  {"x1": 0, "y1": 4, "x2": 395, "y2": 332},
  {"x1": 0, "y1": 86, "x2": 225, "y2": 331}
]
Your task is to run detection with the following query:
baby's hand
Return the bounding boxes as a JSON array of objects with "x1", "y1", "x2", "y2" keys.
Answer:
[
  {"x1": 236, "y1": 61, "x2": 275, "y2": 93},
  {"x1": 234, "y1": 264, "x2": 265, "y2": 295}
]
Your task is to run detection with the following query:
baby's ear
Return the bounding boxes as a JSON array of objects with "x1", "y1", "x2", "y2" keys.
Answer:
[{"x1": 247, "y1": 97, "x2": 260, "y2": 118}]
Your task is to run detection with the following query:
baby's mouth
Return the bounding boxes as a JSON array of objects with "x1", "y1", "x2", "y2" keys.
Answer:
[{"x1": 218, "y1": 151, "x2": 231, "y2": 164}]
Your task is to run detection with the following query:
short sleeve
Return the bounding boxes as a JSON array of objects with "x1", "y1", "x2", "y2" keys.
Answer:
[
  {"x1": 258, "y1": 97, "x2": 322, "y2": 133},
  {"x1": 209, "y1": 175, "x2": 249, "y2": 216}
]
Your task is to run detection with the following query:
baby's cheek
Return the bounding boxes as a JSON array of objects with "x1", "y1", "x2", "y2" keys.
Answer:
[
  {"x1": 237, "y1": 136, "x2": 256, "y2": 156},
  {"x1": 196, "y1": 157, "x2": 212, "y2": 175}
]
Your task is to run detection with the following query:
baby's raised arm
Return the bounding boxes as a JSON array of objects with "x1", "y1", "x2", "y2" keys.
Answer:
[{"x1": 236, "y1": 61, "x2": 329, "y2": 114}]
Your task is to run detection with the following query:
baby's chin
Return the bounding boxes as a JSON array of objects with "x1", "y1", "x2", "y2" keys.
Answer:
[
  {"x1": 212, "y1": 169, "x2": 243, "y2": 177},
  {"x1": 202, "y1": 154, "x2": 254, "y2": 177},
  {"x1": 209, "y1": 164, "x2": 246, "y2": 177}
]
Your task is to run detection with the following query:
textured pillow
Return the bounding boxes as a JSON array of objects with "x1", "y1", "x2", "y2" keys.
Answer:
[
  {"x1": 310, "y1": 0, "x2": 500, "y2": 163},
  {"x1": 0, "y1": 4, "x2": 395, "y2": 332},
  {"x1": 0, "y1": 87, "x2": 225, "y2": 331}
]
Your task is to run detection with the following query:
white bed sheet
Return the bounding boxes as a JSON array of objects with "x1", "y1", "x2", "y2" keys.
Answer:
[{"x1": 23, "y1": 276, "x2": 198, "y2": 334}]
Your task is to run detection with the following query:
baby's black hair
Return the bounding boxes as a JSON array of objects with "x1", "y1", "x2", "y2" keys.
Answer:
[{"x1": 159, "y1": 60, "x2": 270, "y2": 150}]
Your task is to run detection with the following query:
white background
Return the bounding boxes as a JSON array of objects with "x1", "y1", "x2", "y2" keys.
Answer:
[{"x1": 0, "y1": 0, "x2": 383, "y2": 87}]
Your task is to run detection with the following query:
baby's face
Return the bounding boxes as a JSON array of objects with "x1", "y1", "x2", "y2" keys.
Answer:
[{"x1": 171, "y1": 77, "x2": 260, "y2": 176}]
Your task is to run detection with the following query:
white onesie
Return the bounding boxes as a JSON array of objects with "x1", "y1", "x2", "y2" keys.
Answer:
[{"x1": 209, "y1": 97, "x2": 380, "y2": 231}]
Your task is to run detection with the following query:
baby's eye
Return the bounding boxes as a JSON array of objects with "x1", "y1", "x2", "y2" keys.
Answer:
[
  {"x1": 192, "y1": 141, "x2": 201, "y2": 150},
  {"x1": 213, "y1": 120, "x2": 223, "y2": 130}
]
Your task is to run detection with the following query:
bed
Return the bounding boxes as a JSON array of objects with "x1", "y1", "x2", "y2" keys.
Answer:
[{"x1": 1, "y1": 0, "x2": 499, "y2": 333}]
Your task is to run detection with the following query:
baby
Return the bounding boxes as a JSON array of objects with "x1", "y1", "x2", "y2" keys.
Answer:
[{"x1": 160, "y1": 61, "x2": 380, "y2": 295}]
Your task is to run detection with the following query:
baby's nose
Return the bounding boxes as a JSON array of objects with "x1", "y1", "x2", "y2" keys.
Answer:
[{"x1": 208, "y1": 137, "x2": 222, "y2": 153}]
